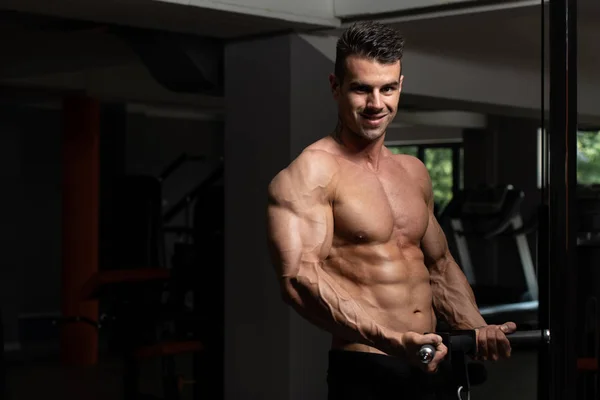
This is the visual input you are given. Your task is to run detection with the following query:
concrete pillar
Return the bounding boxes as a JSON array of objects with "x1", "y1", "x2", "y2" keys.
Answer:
[
  {"x1": 224, "y1": 33, "x2": 336, "y2": 400},
  {"x1": 491, "y1": 115, "x2": 540, "y2": 218},
  {"x1": 463, "y1": 127, "x2": 497, "y2": 189},
  {"x1": 463, "y1": 116, "x2": 540, "y2": 289},
  {"x1": 489, "y1": 115, "x2": 540, "y2": 291}
]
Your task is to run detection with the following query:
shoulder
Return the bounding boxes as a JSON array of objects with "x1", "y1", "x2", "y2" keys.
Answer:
[
  {"x1": 389, "y1": 152, "x2": 430, "y2": 181},
  {"x1": 388, "y1": 152, "x2": 433, "y2": 200},
  {"x1": 268, "y1": 148, "x2": 340, "y2": 203},
  {"x1": 292, "y1": 147, "x2": 340, "y2": 176}
]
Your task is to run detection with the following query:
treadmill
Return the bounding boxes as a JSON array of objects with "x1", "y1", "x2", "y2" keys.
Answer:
[{"x1": 440, "y1": 185, "x2": 539, "y2": 327}]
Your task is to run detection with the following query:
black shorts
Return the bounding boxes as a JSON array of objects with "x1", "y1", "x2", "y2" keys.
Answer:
[{"x1": 326, "y1": 350, "x2": 456, "y2": 400}]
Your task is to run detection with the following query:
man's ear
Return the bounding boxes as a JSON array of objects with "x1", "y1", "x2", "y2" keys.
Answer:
[
  {"x1": 399, "y1": 75, "x2": 404, "y2": 91},
  {"x1": 329, "y1": 73, "x2": 340, "y2": 99}
]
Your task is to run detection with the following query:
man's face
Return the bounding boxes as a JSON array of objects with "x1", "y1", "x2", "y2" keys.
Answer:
[{"x1": 330, "y1": 55, "x2": 403, "y2": 141}]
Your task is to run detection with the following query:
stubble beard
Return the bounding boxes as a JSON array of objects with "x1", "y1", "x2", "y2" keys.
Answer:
[
  {"x1": 357, "y1": 126, "x2": 385, "y2": 141},
  {"x1": 333, "y1": 116, "x2": 388, "y2": 145}
]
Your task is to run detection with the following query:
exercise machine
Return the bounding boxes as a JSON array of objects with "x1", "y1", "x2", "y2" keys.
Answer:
[
  {"x1": 418, "y1": 329, "x2": 551, "y2": 400},
  {"x1": 162, "y1": 157, "x2": 225, "y2": 400},
  {"x1": 60, "y1": 153, "x2": 224, "y2": 399},
  {"x1": 440, "y1": 185, "x2": 539, "y2": 325}
]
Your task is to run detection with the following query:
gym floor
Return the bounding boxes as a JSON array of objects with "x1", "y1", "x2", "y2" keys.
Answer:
[
  {"x1": 472, "y1": 352, "x2": 538, "y2": 399},
  {"x1": 4, "y1": 341, "x2": 536, "y2": 400},
  {"x1": 4, "y1": 342, "x2": 197, "y2": 400}
]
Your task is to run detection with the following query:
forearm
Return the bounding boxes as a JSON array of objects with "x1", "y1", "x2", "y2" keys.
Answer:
[
  {"x1": 282, "y1": 260, "x2": 405, "y2": 357},
  {"x1": 429, "y1": 255, "x2": 487, "y2": 329}
]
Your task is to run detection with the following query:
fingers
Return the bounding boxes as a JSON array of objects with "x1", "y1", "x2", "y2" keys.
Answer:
[
  {"x1": 499, "y1": 321, "x2": 514, "y2": 358},
  {"x1": 477, "y1": 327, "x2": 488, "y2": 361},
  {"x1": 501, "y1": 321, "x2": 517, "y2": 334},
  {"x1": 487, "y1": 330, "x2": 499, "y2": 361},
  {"x1": 477, "y1": 324, "x2": 514, "y2": 361},
  {"x1": 420, "y1": 333, "x2": 447, "y2": 373},
  {"x1": 404, "y1": 332, "x2": 443, "y2": 349},
  {"x1": 427, "y1": 342, "x2": 448, "y2": 373},
  {"x1": 497, "y1": 329, "x2": 511, "y2": 359},
  {"x1": 421, "y1": 333, "x2": 444, "y2": 347},
  {"x1": 405, "y1": 332, "x2": 447, "y2": 374}
]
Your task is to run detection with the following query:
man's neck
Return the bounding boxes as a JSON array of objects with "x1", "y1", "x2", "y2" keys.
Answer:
[{"x1": 332, "y1": 124, "x2": 386, "y2": 171}]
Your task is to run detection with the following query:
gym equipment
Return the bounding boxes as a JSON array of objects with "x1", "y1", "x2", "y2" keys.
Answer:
[
  {"x1": 162, "y1": 156, "x2": 224, "y2": 225},
  {"x1": 159, "y1": 154, "x2": 224, "y2": 371},
  {"x1": 162, "y1": 158, "x2": 224, "y2": 400},
  {"x1": 440, "y1": 185, "x2": 539, "y2": 325},
  {"x1": 58, "y1": 152, "x2": 224, "y2": 399},
  {"x1": 81, "y1": 268, "x2": 202, "y2": 400},
  {"x1": 418, "y1": 329, "x2": 551, "y2": 400}
]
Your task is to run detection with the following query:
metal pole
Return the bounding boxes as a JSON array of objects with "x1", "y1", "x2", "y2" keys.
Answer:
[
  {"x1": 536, "y1": 0, "x2": 550, "y2": 398},
  {"x1": 548, "y1": 0, "x2": 578, "y2": 399}
]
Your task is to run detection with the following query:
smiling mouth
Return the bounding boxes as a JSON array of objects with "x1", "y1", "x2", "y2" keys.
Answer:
[{"x1": 361, "y1": 114, "x2": 387, "y2": 122}]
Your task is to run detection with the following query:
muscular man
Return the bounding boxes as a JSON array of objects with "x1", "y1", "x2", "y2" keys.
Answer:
[{"x1": 266, "y1": 21, "x2": 516, "y2": 399}]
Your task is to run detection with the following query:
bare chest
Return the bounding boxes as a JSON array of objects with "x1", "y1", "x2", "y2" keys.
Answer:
[{"x1": 332, "y1": 162, "x2": 430, "y2": 245}]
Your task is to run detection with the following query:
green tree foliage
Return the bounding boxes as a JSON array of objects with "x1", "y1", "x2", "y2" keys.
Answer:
[
  {"x1": 424, "y1": 148, "x2": 453, "y2": 210},
  {"x1": 389, "y1": 145, "x2": 417, "y2": 157},
  {"x1": 577, "y1": 131, "x2": 600, "y2": 185}
]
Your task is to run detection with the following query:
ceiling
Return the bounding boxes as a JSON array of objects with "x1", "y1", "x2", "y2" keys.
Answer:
[
  {"x1": 0, "y1": 0, "x2": 598, "y2": 119},
  {"x1": 0, "y1": 0, "x2": 330, "y2": 39},
  {"x1": 340, "y1": 1, "x2": 600, "y2": 75},
  {"x1": 1, "y1": 1, "x2": 597, "y2": 71}
]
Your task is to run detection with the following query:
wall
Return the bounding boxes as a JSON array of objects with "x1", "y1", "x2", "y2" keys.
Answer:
[
  {"x1": 0, "y1": 110, "x2": 21, "y2": 347},
  {"x1": 0, "y1": 105, "x2": 63, "y2": 351}
]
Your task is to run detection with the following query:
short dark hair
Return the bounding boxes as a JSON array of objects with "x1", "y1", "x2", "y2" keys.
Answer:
[{"x1": 334, "y1": 21, "x2": 405, "y2": 83}]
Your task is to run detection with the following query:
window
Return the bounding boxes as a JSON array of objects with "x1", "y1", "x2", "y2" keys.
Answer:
[
  {"x1": 387, "y1": 142, "x2": 463, "y2": 214},
  {"x1": 425, "y1": 147, "x2": 454, "y2": 209},
  {"x1": 577, "y1": 130, "x2": 600, "y2": 185},
  {"x1": 389, "y1": 145, "x2": 418, "y2": 157},
  {"x1": 537, "y1": 128, "x2": 600, "y2": 186}
]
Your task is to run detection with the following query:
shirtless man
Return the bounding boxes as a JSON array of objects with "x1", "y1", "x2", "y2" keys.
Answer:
[{"x1": 266, "y1": 21, "x2": 517, "y2": 399}]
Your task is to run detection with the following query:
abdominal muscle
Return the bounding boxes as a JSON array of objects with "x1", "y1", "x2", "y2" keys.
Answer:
[{"x1": 324, "y1": 240, "x2": 436, "y2": 355}]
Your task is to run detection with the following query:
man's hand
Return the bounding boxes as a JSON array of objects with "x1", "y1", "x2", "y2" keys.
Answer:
[
  {"x1": 402, "y1": 332, "x2": 448, "y2": 374},
  {"x1": 475, "y1": 322, "x2": 517, "y2": 361}
]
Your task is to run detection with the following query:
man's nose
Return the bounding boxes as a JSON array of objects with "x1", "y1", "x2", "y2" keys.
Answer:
[{"x1": 367, "y1": 91, "x2": 383, "y2": 109}]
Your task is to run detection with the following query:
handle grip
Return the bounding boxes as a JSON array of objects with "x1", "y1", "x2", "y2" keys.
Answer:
[
  {"x1": 506, "y1": 329, "x2": 551, "y2": 348},
  {"x1": 418, "y1": 344, "x2": 436, "y2": 364},
  {"x1": 418, "y1": 329, "x2": 550, "y2": 364}
]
